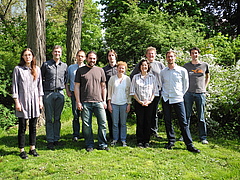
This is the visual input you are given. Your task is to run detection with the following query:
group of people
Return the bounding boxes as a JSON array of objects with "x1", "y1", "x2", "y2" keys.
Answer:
[{"x1": 12, "y1": 45, "x2": 209, "y2": 159}]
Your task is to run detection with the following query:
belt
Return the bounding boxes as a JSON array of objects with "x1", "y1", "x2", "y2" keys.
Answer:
[{"x1": 45, "y1": 89, "x2": 63, "y2": 92}]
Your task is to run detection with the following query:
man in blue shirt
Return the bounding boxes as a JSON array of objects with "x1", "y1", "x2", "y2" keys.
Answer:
[
  {"x1": 66, "y1": 50, "x2": 86, "y2": 142},
  {"x1": 160, "y1": 50, "x2": 200, "y2": 153}
]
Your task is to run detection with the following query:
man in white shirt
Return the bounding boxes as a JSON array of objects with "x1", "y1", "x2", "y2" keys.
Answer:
[{"x1": 160, "y1": 50, "x2": 200, "y2": 153}]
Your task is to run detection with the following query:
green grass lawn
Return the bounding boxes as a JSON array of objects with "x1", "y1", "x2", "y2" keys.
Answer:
[{"x1": 0, "y1": 106, "x2": 239, "y2": 180}]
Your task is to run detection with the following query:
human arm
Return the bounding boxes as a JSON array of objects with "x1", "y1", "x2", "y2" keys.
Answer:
[
  {"x1": 101, "y1": 82, "x2": 107, "y2": 109},
  {"x1": 74, "y1": 82, "x2": 83, "y2": 111},
  {"x1": 205, "y1": 73, "x2": 210, "y2": 88}
]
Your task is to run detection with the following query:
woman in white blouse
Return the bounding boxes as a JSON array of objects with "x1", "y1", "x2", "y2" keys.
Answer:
[
  {"x1": 12, "y1": 48, "x2": 44, "y2": 159},
  {"x1": 107, "y1": 61, "x2": 131, "y2": 146},
  {"x1": 130, "y1": 59, "x2": 159, "y2": 148}
]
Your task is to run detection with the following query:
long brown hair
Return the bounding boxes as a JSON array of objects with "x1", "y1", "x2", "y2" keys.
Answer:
[{"x1": 19, "y1": 48, "x2": 38, "y2": 80}]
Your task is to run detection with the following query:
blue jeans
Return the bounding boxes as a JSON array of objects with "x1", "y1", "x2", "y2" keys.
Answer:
[
  {"x1": 70, "y1": 91, "x2": 81, "y2": 138},
  {"x1": 184, "y1": 92, "x2": 207, "y2": 140},
  {"x1": 162, "y1": 100, "x2": 193, "y2": 147},
  {"x1": 43, "y1": 91, "x2": 64, "y2": 143},
  {"x1": 81, "y1": 102, "x2": 108, "y2": 148},
  {"x1": 111, "y1": 103, "x2": 128, "y2": 142}
]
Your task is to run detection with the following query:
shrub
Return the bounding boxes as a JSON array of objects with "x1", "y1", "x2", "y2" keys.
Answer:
[{"x1": 0, "y1": 104, "x2": 17, "y2": 130}]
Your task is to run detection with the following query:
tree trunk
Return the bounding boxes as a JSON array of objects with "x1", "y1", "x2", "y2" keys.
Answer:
[
  {"x1": 66, "y1": 0, "x2": 84, "y2": 65},
  {"x1": 26, "y1": 0, "x2": 46, "y2": 126},
  {"x1": 26, "y1": 0, "x2": 46, "y2": 67}
]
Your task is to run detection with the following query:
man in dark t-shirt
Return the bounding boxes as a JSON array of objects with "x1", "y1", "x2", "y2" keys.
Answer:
[
  {"x1": 74, "y1": 51, "x2": 109, "y2": 152},
  {"x1": 183, "y1": 47, "x2": 210, "y2": 144}
]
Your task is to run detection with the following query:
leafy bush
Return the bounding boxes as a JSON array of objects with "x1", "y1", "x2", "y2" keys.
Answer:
[{"x1": 0, "y1": 104, "x2": 17, "y2": 130}]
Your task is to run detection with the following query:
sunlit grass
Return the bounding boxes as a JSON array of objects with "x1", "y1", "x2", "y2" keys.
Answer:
[{"x1": 0, "y1": 105, "x2": 239, "y2": 179}]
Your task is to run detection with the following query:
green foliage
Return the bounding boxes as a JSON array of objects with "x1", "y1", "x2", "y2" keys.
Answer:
[
  {"x1": 105, "y1": 5, "x2": 205, "y2": 63},
  {"x1": 0, "y1": 104, "x2": 17, "y2": 130}
]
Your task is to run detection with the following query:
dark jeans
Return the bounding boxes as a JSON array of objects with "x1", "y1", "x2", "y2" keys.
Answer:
[
  {"x1": 162, "y1": 100, "x2": 193, "y2": 147},
  {"x1": 135, "y1": 100, "x2": 154, "y2": 144},
  {"x1": 18, "y1": 117, "x2": 37, "y2": 148},
  {"x1": 105, "y1": 108, "x2": 113, "y2": 139},
  {"x1": 184, "y1": 92, "x2": 207, "y2": 140},
  {"x1": 70, "y1": 91, "x2": 81, "y2": 138}
]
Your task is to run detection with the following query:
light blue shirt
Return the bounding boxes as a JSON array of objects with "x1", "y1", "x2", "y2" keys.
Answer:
[
  {"x1": 160, "y1": 65, "x2": 189, "y2": 104},
  {"x1": 67, "y1": 63, "x2": 85, "y2": 91}
]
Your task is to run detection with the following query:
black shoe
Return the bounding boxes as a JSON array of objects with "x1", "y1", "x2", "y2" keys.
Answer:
[
  {"x1": 164, "y1": 143, "x2": 175, "y2": 149},
  {"x1": 47, "y1": 142, "x2": 55, "y2": 150},
  {"x1": 144, "y1": 143, "x2": 150, "y2": 148},
  {"x1": 54, "y1": 141, "x2": 64, "y2": 146},
  {"x1": 86, "y1": 147, "x2": 94, "y2": 152},
  {"x1": 152, "y1": 133, "x2": 163, "y2": 139},
  {"x1": 98, "y1": 146, "x2": 110, "y2": 151},
  {"x1": 19, "y1": 151, "x2": 28, "y2": 159},
  {"x1": 29, "y1": 149, "x2": 39, "y2": 157},
  {"x1": 137, "y1": 143, "x2": 144, "y2": 148},
  {"x1": 187, "y1": 146, "x2": 201, "y2": 153}
]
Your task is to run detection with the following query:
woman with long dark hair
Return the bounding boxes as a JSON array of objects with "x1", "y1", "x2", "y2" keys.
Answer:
[{"x1": 12, "y1": 48, "x2": 44, "y2": 159}]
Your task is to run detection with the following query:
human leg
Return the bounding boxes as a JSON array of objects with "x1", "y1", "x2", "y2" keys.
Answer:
[
  {"x1": 71, "y1": 91, "x2": 80, "y2": 139},
  {"x1": 143, "y1": 103, "x2": 154, "y2": 144},
  {"x1": 135, "y1": 101, "x2": 145, "y2": 144},
  {"x1": 111, "y1": 104, "x2": 120, "y2": 141},
  {"x1": 29, "y1": 117, "x2": 37, "y2": 148},
  {"x1": 151, "y1": 96, "x2": 160, "y2": 135},
  {"x1": 194, "y1": 93, "x2": 207, "y2": 141},
  {"x1": 184, "y1": 92, "x2": 194, "y2": 126},
  {"x1": 93, "y1": 102, "x2": 108, "y2": 148},
  {"x1": 81, "y1": 102, "x2": 94, "y2": 148},
  {"x1": 119, "y1": 104, "x2": 128, "y2": 142},
  {"x1": 18, "y1": 118, "x2": 27, "y2": 149},
  {"x1": 173, "y1": 102, "x2": 193, "y2": 147},
  {"x1": 43, "y1": 92, "x2": 54, "y2": 143},
  {"x1": 53, "y1": 92, "x2": 65, "y2": 142},
  {"x1": 162, "y1": 100, "x2": 176, "y2": 144}
]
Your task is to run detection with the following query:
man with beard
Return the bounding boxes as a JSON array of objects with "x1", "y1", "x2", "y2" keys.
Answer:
[{"x1": 74, "y1": 51, "x2": 109, "y2": 152}]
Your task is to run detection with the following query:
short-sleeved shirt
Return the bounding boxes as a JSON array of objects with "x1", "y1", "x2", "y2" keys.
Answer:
[
  {"x1": 75, "y1": 66, "x2": 106, "y2": 103},
  {"x1": 160, "y1": 65, "x2": 189, "y2": 104},
  {"x1": 67, "y1": 63, "x2": 85, "y2": 91},
  {"x1": 183, "y1": 62, "x2": 209, "y2": 93},
  {"x1": 41, "y1": 59, "x2": 68, "y2": 91},
  {"x1": 130, "y1": 73, "x2": 159, "y2": 101},
  {"x1": 103, "y1": 64, "x2": 117, "y2": 87}
]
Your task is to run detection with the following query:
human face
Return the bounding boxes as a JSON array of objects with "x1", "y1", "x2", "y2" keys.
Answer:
[
  {"x1": 52, "y1": 48, "x2": 62, "y2": 61},
  {"x1": 190, "y1": 50, "x2": 200, "y2": 61},
  {"x1": 86, "y1": 53, "x2": 97, "y2": 67},
  {"x1": 140, "y1": 61, "x2": 149, "y2": 74},
  {"x1": 117, "y1": 65, "x2": 126, "y2": 75},
  {"x1": 166, "y1": 52, "x2": 176, "y2": 65},
  {"x1": 108, "y1": 52, "x2": 116, "y2": 66},
  {"x1": 76, "y1": 51, "x2": 86, "y2": 64},
  {"x1": 22, "y1": 50, "x2": 33, "y2": 66},
  {"x1": 146, "y1": 50, "x2": 156, "y2": 63}
]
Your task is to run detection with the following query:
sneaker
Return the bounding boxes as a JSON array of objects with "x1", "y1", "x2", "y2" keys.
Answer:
[
  {"x1": 29, "y1": 149, "x2": 39, "y2": 157},
  {"x1": 73, "y1": 137, "x2": 78, "y2": 142},
  {"x1": 144, "y1": 143, "x2": 150, "y2": 148},
  {"x1": 187, "y1": 146, "x2": 201, "y2": 153},
  {"x1": 201, "y1": 140, "x2": 209, "y2": 144},
  {"x1": 110, "y1": 140, "x2": 117, "y2": 146},
  {"x1": 122, "y1": 141, "x2": 127, "y2": 147},
  {"x1": 99, "y1": 146, "x2": 110, "y2": 151},
  {"x1": 86, "y1": 147, "x2": 94, "y2": 152},
  {"x1": 47, "y1": 142, "x2": 55, "y2": 150},
  {"x1": 19, "y1": 151, "x2": 28, "y2": 159},
  {"x1": 137, "y1": 143, "x2": 144, "y2": 148}
]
